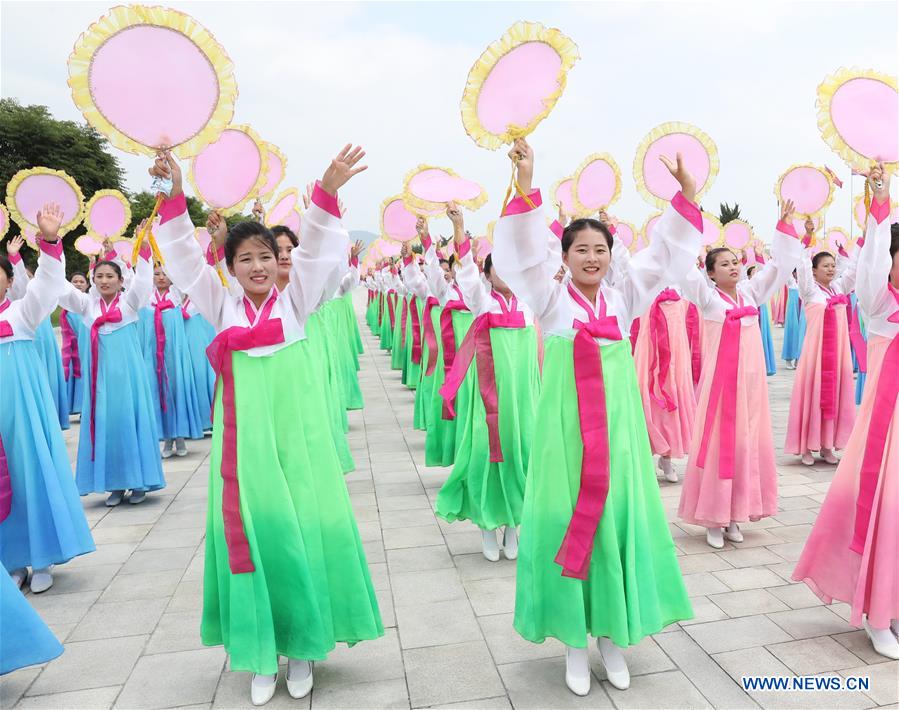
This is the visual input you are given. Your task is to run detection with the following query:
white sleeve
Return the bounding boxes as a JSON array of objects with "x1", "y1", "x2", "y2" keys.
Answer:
[
  {"x1": 454, "y1": 245, "x2": 491, "y2": 316},
  {"x1": 8, "y1": 256, "x2": 30, "y2": 301},
  {"x1": 17, "y1": 245, "x2": 67, "y2": 329},
  {"x1": 833, "y1": 248, "x2": 860, "y2": 295},
  {"x1": 124, "y1": 255, "x2": 154, "y2": 312},
  {"x1": 795, "y1": 247, "x2": 817, "y2": 302},
  {"x1": 750, "y1": 231, "x2": 804, "y2": 306},
  {"x1": 422, "y1": 243, "x2": 450, "y2": 302},
  {"x1": 855, "y1": 206, "x2": 894, "y2": 318},
  {"x1": 678, "y1": 263, "x2": 717, "y2": 313},
  {"x1": 401, "y1": 261, "x2": 430, "y2": 300},
  {"x1": 337, "y1": 264, "x2": 360, "y2": 297}
]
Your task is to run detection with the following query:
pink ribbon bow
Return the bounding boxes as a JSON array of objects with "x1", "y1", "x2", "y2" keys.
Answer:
[
  {"x1": 648, "y1": 288, "x2": 681, "y2": 411},
  {"x1": 60, "y1": 309, "x2": 82, "y2": 380},
  {"x1": 90, "y1": 296, "x2": 123, "y2": 460},
  {"x1": 821, "y1": 291, "x2": 850, "y2": 420},
  {"x1": 205, "y1": 298, "x2": 285, "y2": 575},
  {"x1": 439, "y1": 293, "x2": 525, "y2": 462},
  {"x1": 0, "y1": 299, "x2": 12, "y2": 338},
  {"x1": 554, "y1": 285, "x2": 622, "y2": 580}
]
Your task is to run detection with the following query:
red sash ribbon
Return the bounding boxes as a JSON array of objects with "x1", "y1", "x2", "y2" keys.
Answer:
[
  {"x1": 686, "y1": 302, "x2": 702, "y2": 385},
  {"x1": 0, "y1": 434, "x2": 9, "y2": 523},
  {"x1": 820, "y1": 288, "x2": 850, "y2": 420},
  {"x1": 90, "y1": 296, "x2": 123, "y2": 460},
  {"x1": 153, "y1": 291, "x2": 175, "y2": 412},
  {"x1": 439, "y1": 287, "x2": 470, "y2": 420},
  {"x1": 60, "y1": 309, "x2": 82, "y2": 380},
  {"x1": 422, "y1": 297, "x2": 441, "y2": 376},
  {"x1": 648, "y1": 288, "x2": 681, "y2": 411},
  {"x1": 410, "y1": 296, "x2": 422, "y2": 364}
]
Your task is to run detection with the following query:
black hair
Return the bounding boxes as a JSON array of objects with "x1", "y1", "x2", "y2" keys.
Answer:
[
  {"x1": 94, "y1": 260, "x2": 123, "y2": 280},
  {"x1": 811, "y1": 251, "x2": 835, "y2": 269},
  {"x1": 224, "y1": 221, "x2": 278, "y2": 267},
  {"x1": 890, "y1": 223, "x2": 899, "y2": 261},
  {"x1": 483, "y1": 253, "x2": 494, "y2": 277},
  {"x1": 705, "y1": 247, "x2": 737, "y2": 273},
  {"x1": 70, "y1": 271, "x2": 88, "y2": 282},
  {"x1": 561, "y1": 218, "x2": 613, "y2": 253},
  {"x1": 271, "y1": 225, "x2": 299, "y2": 247},
  {"x1": 746, "y1": 265, "x2": 757, "y2": 278},
  {"x1": 0, "y1": 254, "x2": 11, "y2": 281}
]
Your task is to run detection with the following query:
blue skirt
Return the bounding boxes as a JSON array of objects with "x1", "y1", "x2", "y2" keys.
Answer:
[
  {"x1": 75, "y1": 322, "x2": 166, "y2": 495},
  {"x1": 34, "y1": 318, "x2": 69, "y2": 429},
  {"x1": 759, "y1": 303, "x2": 776, "y2": 376},
  {"x1": 0, "y1": 340, "x2": 95, "y2": 570},
  {"x1": 184, "y1": 314, "x2": 216, "y2": 431},
  {"x1": 781, "y1": 288, "x2": 806, "y2": 361},
  {"x1": 141, "y1": 307, "x2": 206, "y2": 441},
  {"x1": 64, "y1": 311, "x2": 89, "y2": 416},
  {"x1": 0, "y1": 569, "x2": 63, "y2": 674}
]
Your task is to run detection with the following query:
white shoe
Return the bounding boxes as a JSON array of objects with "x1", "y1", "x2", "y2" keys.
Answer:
[
  {"x1": 250, "y1": 673, "x2": 277, "y2": 706},
  {"x1": 820, "y1": 448, "x2": 838, "y2": 465},
  {"x1": 502, "y1": 527, "x2": 519, "y2": 560},
  {"x1": 161, "y1": 440, "x2": 174, "y2": 459},
  {"x1": 597, "y1": 637, "x2": 630, "y2": 690},
  {"x1": 564, "y1": 645, "x2": 591, "y2": 696},
  {"x1": 286, "y1": 659, "x2": 313, "y2": 699},
  {"x1": 800, "y1": 452, "x2": 815, "y2": 466},
  {"x1": 106, "y1": 490, "x2": 125, "y2": 507},
  {"x1": 9, "y1": 568, "x2": 28, "y2": 590},
  {"x1": 482, "y1": 529, "x2": 500, "y2": 562},
  {"x1": 891, "y1": 619, "x2": 899, "y2": 638},
  {"x1": 30, "y1": 566, "x2": 53, "y2": 593},
  {"x1": 724, "y1": 522, "x2": 743, "y2": 543},
  {"x1": 864, "y1": 620, "x2": 899, "y2": 660},
  {"x1": 659, "y1": 456, "x2": 678, "y2": 483},
  {"x1": 175, "y1": 438, "x2": 188, "y2": 457},
  {"x1": 706, "y1": 527, "x2": 724, "y2": 549},
  {"x1": 128, "y1": 489, "x2": 147, "y2": 505}
]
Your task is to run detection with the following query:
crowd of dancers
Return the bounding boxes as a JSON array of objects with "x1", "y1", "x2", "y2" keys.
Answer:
[{"x1": 1, "y1": 142, "x2": 896, "y2": 704}]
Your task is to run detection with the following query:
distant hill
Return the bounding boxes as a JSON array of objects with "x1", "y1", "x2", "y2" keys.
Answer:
[{"x1": 350, "y1": 230, "x2": 379, "y2": 245}]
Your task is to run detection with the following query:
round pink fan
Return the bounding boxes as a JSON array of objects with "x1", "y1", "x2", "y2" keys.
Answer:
[
  {"x1": 776, "y1": 165, "x2": 833, "y2": 218},
  {"x1": 573, "y1": 154, "x2": 620, "y2": 214},
  {"x1": 824, "y1": 227, "x2": 850, "y2": 254},
  {"x1": 113, "y1": 240, "x2": 133, "y2": 264},
  {"x1": 817, "y1": 69, "x2": 898, "y2": 170},
  {"x1": 475, "y1": 237, "x2": 492, "y2": 259},
  {"x1": 634, "y1": 122, "x2": 718, "y2": 208},
  {"x1": 381, "y1": 197, "x2": 419, "y2": 243},
  {"x1": 74, "y1": 235, "x2": 104, "y2": 256},
  {"x1": 612, "y1": 220, "x2": 635, "y2": 250},
  {"x1": 853, "y1": 194, "x2": 899, "y2": 229},
  {"x1": 282, "y1": 209, "x2": 301, "y2": 235},
  {"x1": 642, "y1": 213, "x2": 663, "y2": 245},
  {"x1": 404, "y1": 166, "x2": 487, "y2": 212},
  {"x1": 378, "y1": 239, "x2": 401, "y2": 258},
  {"x1": 702, "y1": 213, "x2": 723, "y2": 247},
  {"x1": 553, "y1": 178, "x2": 577, "y2": 217},
  {"x1": 257, "y1": 142, "x2": 287, "y2": 202},
  {"x1": 265, "y1": 189, "x2": 300, "y2": 228},
  {"x1": 792, "y1": 215, "x2": 821, "y2": 236},
  {"x1": 723, "y1": 220, "x2": 752, "y2": 249},
  {"x1": 0, "y1": 205, "x2": 8, "y2": 240},
  {"x1": 189, "y1": 125, "x2": 267, "y2": 216},
  {"x1": 68, "y1": 5, "x2": 237, "y2": 158},
  {"x1": 195, "y1": 227, "x2": 212, "y2": 253},
  {"x1": 84, "y1": 189, "x2": 131, "y2": 239},
  {"x1": 6, "y1": 168, "x2": 84, "y2": 236}
]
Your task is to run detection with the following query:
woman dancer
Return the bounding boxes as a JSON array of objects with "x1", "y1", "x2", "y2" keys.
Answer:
[
  {"x1": 781, "y1": 269, "x2": 806, "y2": 368},
  {"x1": 747, "y1": 265, "x2": 777, "y2": 376},
  {"x1": 61, "y1": 270, "x2": 91, "y2": 416}
]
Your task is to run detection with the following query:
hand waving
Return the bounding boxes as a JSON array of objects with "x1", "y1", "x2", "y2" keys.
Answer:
[
  {"x1": 659, "y1": 153, "x2": 696, "y2": 203},
  {"x1": 320, "y1": 144, "x2": 367, "y2": 195},
  {"x1": 36, "y1": 202, "x2": 63, "y2": 241},
  {"x1": 6, "y1": 234, "x2": 24, "y2": 256}
]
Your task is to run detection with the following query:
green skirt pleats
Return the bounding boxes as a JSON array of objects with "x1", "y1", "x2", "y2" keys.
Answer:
[
  {"x1": 323, "y1": 299, "x2": 363, "y2": 410},
  {"x1": 305, "y1": 313, "x2": 354, "y2": 473},
  {"x1": 436, "y1": 327, "x2": 540, "y2": 530},
  {"x1": 346, "y1": 292, "x2": 364, "y2": 357},
  {"x1": 424, "y1": 310, "x2": 474, "y2": 468},
  {"x1": 404, "y1": 300, "x2": 423, "y2": 391},
  {"x1": 412, "y1": 307, "x2": 440, "y2": 431},
  {"x1": 201, "y1": 339, "x2": 382, "y2": 674},
  {"x1": 378, "y1": 297, "x2": 394, "y2": 351},
  {"x1": 390, "y1": 297, "x2": 406, "y2": 371},
  {"x1": 514, "y1": 337, "x2": 692, "y2": 649}
]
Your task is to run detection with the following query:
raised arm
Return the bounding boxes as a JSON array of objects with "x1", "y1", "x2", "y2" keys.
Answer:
[
  {"x1": 17, "y1": 204, "x2": 68, "y2": 328},
  {"x1": 6, "y1": 235, "x2": 30, "y2": 301},
  {"x1": 748, "y1": 202, "x2": 804, "y2": 306},
  {"x1": 447, "y1": 202, "x2": 490, "y2": 315},
  {"x1": 855, "y1": 164, "x2": 894, "y2": 318},
  {"x1": 401, "y1": 245, "x2": 430, "y2": 300},
  {"x1": 124, "y1": 250, "x2": 154, "y2": 312}
]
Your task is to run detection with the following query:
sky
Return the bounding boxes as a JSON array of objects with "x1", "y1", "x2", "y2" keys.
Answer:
[{"x1": 1, "y1": 0, "x2": 897, "y2": 244}]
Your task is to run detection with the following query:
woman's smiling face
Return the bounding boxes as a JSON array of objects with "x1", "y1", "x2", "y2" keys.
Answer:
[{"x1": 562, "y1": 227, "x2": 611, "y2": 288}]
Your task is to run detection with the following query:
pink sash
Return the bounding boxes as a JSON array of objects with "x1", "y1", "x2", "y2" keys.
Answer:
[
  {"x1": 153, "y1": 291, "x2": 175, "y2": 412},
  {"x1": 400, "y1": 295, "x2": 408, "y2": 345},
  {"x1": 90, "y1": 296, "x2": 123, "y2": 460},
  {"x1": 648, "y1": 288, "x2": 681, "y2": 411},
  {"x1": 686, "y1": 302, "x2": 702, "y2": 385},
  {"x1": 696, "y1": 290, "x2": 758, "y2": 480},
  {"x1": 410, "y1": 296, "x2": 422, "y2": 364},
  {"x1": 554, "y1": 285, "x2": 622, "y2": 579},
  {"x1": 439, "y1": 287, "x2": 470, "y2": 419},
  {"x1": 387, "y1": 290, "x2": 397, "y2": 329},
  {"x1": 439, "y1": 292, "x2": 525, "y2": 461},
  {"x1": 848, "y1": 300, "x2": 867, "y2": 374},
  {"x1": 0, "y1": 299, "x2": 12, "y2": 338},
  {"x1": 0, "y1": 434, "x2": 9, "y2": 523},
  {"x1": 820, "y1": 285, "x2": 850, "y2": 420},
  {"x1": 422, "y1": 297, "x2": 441, "y2": 375},
  {"x1": 60, "y1": 309, "x2": 82, "y2": 380},
  {"x1": 205, "y1": 292, "x2": 285, "y2": 574}
]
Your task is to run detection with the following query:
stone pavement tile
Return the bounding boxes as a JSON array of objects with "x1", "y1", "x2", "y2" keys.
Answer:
[
  {"x1": 429, "y1": 697, "x2": 511, "y2": 709},
  {"x1": 775, "y1": 496, "x2": 818, "y2": 511},
  {"x1": 152, "y1": 512, "x2": 208, "y2": 531},
  {"x1": 27, "y1": 589, "x2": 102, "y2": 626},
  {"x1": 2, "y1": 667, "x2": 40, "y2": 708},
  {"x1": 91, "y1": 524, "x2": 154, "y2": 545},
  {"x1": 28, "y1": 635, "x2": 148, "y2": 695},
  {"x1": 382, "y1": 524, "x2": 444, "y2": 550},
  {"x1": 682, "y1": 572, "x2": 731, "y2": 597},
  {"x1": 766, "y1": 607, "x2": 855, "y2": 640},
  {"x1": 375, "y1": 482, "x2": 426, "y2": 497},
  {"x1": 453, "y1": 553, "x2": 517, "y2": 581},
  {"x1": 498, "y1": 656, "x2": 611, "y2": 708},
  {"x1": 145, "y1": 610, "x2": 205, "y2": 654},
  {"x1": 369, "y1": 562, "x2": 390, "y2": 591},
  {"x1": 477, "y1": 613, "x2": 564, "y2": 665},
  {"x1": 353, "y1": 505, "x2": 380, "y2": 523},
  {"x1": 346, "y1": 479, "x2": 375, "y2": 494},
  {"x1": 677, "y1": 552, "x2": 733, "y2": 575},
  {"x1": 38, "y1": 563, "x2": 121, "y2": 596},
  {"x1": 98, "y1": 570, "x2": 182, "y2": 603},
  {"x1": 391, "y1": 568, "x2": 466, "y2": 606},
  {"x1": 213, "y1": 670, "x2": 309, "y2": 709},
  {"x1": 139, "y1": 526, "x2": 206, "y2": 551},
  {"x1": 707, "y1": 589, "x2": 791, "y2": 617},
  {"x1": 376, "y1": 587, "x2": 396, "y2": 627},
  {"x1": 363, "y1": 538, "x2": 386, "y2": 564},
  {"x1": 765, "y1": 562, "x2": 799, "y2": 583},
  {"x1": 316, "y1": 629, "x2": 405, "y2": 686},
  {"x1": 684, "y1": 616, "x2": 792, "y2": 654},
  {"x1": 68, "y1": 542, "x2": 138, "y2": 567},
  {"x1": 655, "y1": 630, "x2": 755, "y2": 709},
  {"x1": 771, "y1": 524, "x2": 812, "y2": 543},
  {"x1": 712, "y1": 567, "x2": 788, "y2": 591},
  {"x1": 678, "y1": 596, "x2": 729, "y2": 626},
  {"x1": 168, "y1": 579, "x2": 203, "y2": 612},
  {"x1": 766, "y1": 637, "x2": 866, "y2": 675},
  {"x1": 378, "y1": 496, "x2": 433, "y2": 513},
  {"x1": 767, "y1": 583, "x2": 826, "y2": 610},
  {"x1": 715, "y1": 547, "x2": 784, "y2": 568},
  {"x1": 603, "y1": 669, "x2": 711, "y2": 709},
  {"x1": 380, "y1": 508, "x2": 441, "y2": 529},
  {"x1": 404, "y1": 640, "x2": 505, "y2": 708},
  {"x1": 386, "y1": 545, "x2": 454, "y2": 574},
  {"x1": 771, "y1": 509, "x2": 818, "y2": 526},
  {"x1": 15, "y1": 686, "x2": 121, "y2": 709},
  {"x1": 444, "y1": 530, "x2": 484, "y2": 555},
  {"x1": 372, "y1": 469, "x2": 422, "y2": 484},
  {"x1": 68, "y1": 598, "x2": 168, "y2": 642},
  {"x1": 88, "y1": 502, "x2": 168, "y2": 527},
  {"x1": 832, "y1": 630, "x2": 893, "y2": 665},
  {"x1": 839, "y1": 661, "x2": 899, "y2": 706},
  {"x1": 119, "y1": 547, "x2": 195, "y2": 576},
  {"x1": 588, "y1": 636, "x2": 675, "y2": 680},
  {"x1": 310, "y1": 678, "x2": 409, "y2": 709},
  {"x1": 395, "y1": 599, "x2": 482, "y2": 649},
  {"x1": 729, "y1": 529, "x2": 787, "y2": 549},
  {"x1": 114, "y1": 648, "x2": 226, "y2": 709},
  {"x1": 676, "y1": 536, "x2": 736, "y2": 555},
  {"x1": 357, "y1": 520, "x2": 384, "y2": 542},
  {"x1": 463, "y1": 577, "x2": 516, "y2": 617},
  {"x1": 46, "y1": 621, "x2": 78, "y2": 643}
]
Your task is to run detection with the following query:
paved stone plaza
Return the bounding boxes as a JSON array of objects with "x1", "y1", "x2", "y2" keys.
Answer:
[{"x1": 2, "y1": 291, "x2": 897, "y2": 709}]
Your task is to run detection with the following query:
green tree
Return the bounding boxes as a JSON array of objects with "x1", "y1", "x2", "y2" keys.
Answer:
[{"x1": 719, "y1": 202, "x2": 742, "y2": 225}]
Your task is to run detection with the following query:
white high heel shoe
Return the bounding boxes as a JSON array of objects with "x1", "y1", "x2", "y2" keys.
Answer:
[
  {"x1": 597, "y1": 637, "x2": 630, "y2": 690},
  {"x1": 564, "y1": 645, "x2": 590, "y2": 696}
]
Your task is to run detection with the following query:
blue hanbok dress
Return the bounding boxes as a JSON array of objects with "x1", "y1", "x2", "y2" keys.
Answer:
[
  {"x1": 759, "y1": 302, "x2": 776, "y2": 376},
  {"x1": 0, "y1": 569, "x2": 63, "y2": 674},
  {"x1": 781, "y1": 285, "x2": 806, "y2": 362},
  {"x1": 61, "y1": 308, "x2": 89, "y2": 416},
  {"x1": 181, "y1": 298, "x2": 216, "y2": 431}
]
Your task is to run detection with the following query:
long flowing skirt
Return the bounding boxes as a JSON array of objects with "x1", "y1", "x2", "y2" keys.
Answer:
[
  {"x1": 679, "y1": 320, "x2": 778, "y2": 527},
  {"x1": 34, "y1": 318, "x2": 69, "y2": 429},
  {"x1": 412, "y1": 307, "x2": 439, "y2": 430},
  {"x1": 0, "y1": 340, "x2": 95, "y2": 570},
  {"x1": 64, "y1": 311, "x2": 88, "y2": 416},
  {"x1": 390, "y1": 297, "x2": 407, "y2": 371},
  {"x1": 347, "y1": 292, "x2": 364, "y2": 358},
  {"x1": 759, "y1": 303, "x2": 777, "y2": 376},
  {"x1": 75, "y1": 323, "x2": 166, "y2": 495},
  {"x1": 784, "y1": 304, "x2": 856, "y2": 454},
  {"x1": 514, "y1": 338, "x2": 692, "y2": 647},
  {"x1": 321, "y1": 298, "x2": 363, "y2": 411},
  {"x1": 142, "y1": 307, "x2": 206, "y2": 441},
  {"x1": 184, "y1": 313, "x2": 216, "y2": 431},
  {"x1": 633, "y1": 300, "x2": 697, "y2": 459},
  {"x1": 792, "y1": 335, "x2": 898, "y2": 628},
  {"x1": 378, "y1": 295, "x2": 394, "y2": 351},
  {"x1": 436, "y1": 327, "x2": 540, "y2": 530},
  {"x1": 201, "y1": 339, "x2": 382, "y2": 674},
  {"x1": 781, "y1": 288, "x2": 806, "y2": 361},
  {"x1": 0, "y1": 569, "x2": 63, "y2": 674},
  {"x1": 404, "y1": 299, "x2": 423, "y2": 391}
]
